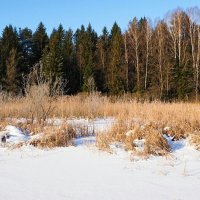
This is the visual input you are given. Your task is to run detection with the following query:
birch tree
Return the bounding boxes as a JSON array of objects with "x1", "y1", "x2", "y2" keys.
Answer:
[
  {"x1": 144, "y1": 19, "x2": 152, "y2": 90},
  {"x1": 128, "y1": 17, "x2": 140, "y2": 91},
  {"x1": 187, "y1": 7, "x2": 200, "y2": 101}
]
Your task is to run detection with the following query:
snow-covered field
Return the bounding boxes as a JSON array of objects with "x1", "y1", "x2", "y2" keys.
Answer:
[{"x1": 0, "y1": 118, "x2": 200, "y2": 200}]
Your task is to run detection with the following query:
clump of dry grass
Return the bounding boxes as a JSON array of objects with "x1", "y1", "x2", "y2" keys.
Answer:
[
  {"x1": 96, "y1": 133, "x2": 111, "y2": 152},
  {"x1": 163, "y1": 126, "x2": 186, "y2": 141},
  {"x1": 144, "y1": 125, "x2": 170, "y2": 156},
  {"x1": 29, "y1": 125, "x2": 76, "y2": 148},
  {"x1": 0, "y1": 120, "x2": 77, "y2": 149},
  {"x1": 190, "y1": 132, "x2": 200, "y2": 150},
  {"x1": 97, "y1": 122, "x2": 171, "y2": 156}
]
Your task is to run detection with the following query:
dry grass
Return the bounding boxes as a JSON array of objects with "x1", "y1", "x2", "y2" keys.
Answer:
[
  {"x1": 30, "y1": 125, "x2": 76, "y2": 148},
  {"x1": 144, "y1": 126, "x2": 171, "y2": 156},
  {"x1": 0, "y1": 120, "x2": 91, "y2": 149},
  {"x1": 96, "y1": 122, "x2": 171, "y2": 156},
  {"x1": 190, "y1": 132, "x2": 200, "y2": 150},
  {"x1": 1, "y1": 93, "x2": 200, "y2": 126},
  {"x1": 96, "y1": 133, "x2": 111, "y2": 152},
  {"x1": 1, "y1": 93, "x2": 200, "y2": 151}
]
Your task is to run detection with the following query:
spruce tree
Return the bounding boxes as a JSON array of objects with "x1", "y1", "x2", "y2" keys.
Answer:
[
  {"x1": 107, "y1": 22, "x2": 125, "y2": 94},
  {"x1": 32, "y1": 22, "x2": 49, "y2": 64},
  {"x1": 74, "y1": 25, "x2": 86, "y2": 90},
  {"x1": 41, "y1": 26, "x2": 64, "y2": 83},
  {"x1": 63, "y1": 28, "x2": 79, "y2": 94},
  {"x1": 0, "y1": 25, "x2": 19, "y2": 91},
  {"x1": 95, "y1": 27, "x2": 110, "y2": 92},
  {"x1": 5, "y1": 48, "x2": 19, "y2": 93},
  {"x1": 82, "y1": 24, "x2": 98, "y2": 92},
  {"x1": 18, "y1": 27, "x2": 34, "y2": 75}
]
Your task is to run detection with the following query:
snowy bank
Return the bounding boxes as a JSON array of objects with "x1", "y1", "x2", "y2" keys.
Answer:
[{"x1": 0, "y1": 125, "x2": 30, "y2": 144}]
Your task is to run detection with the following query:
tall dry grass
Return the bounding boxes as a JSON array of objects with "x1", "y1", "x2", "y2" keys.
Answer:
[
  {"x1": 1, "y1": 93, "x2": 200, "y2": 128},
  {"x1": 96, "y1": 122, "x2": 171, "y2": 156},
  {"x1": 1, "y1": 93, "x2": 200, "y2": 151}
]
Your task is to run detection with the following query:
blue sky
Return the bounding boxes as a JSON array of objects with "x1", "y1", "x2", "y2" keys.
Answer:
[{"x1": 0, "y1": 0, "x2": 200, "y2": 35}]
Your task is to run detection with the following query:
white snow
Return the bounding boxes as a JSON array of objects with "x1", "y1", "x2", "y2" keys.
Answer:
[
  {"x1": 133, "y1": 138, "x2": 145, "y2": 152},
  {"x1": 0, "y1": 125, "x2": 30, "y2": 144},
  {"x1": 164, "y1": 126, "x2": 171, "y2": 132},
  {"x1": 0, "y1": 120, "x2": 200, "y2": 200},
  {"x1": 67, "y1": 117, "x2": 115, "y2": 134},
  {"x1": 0, "y1": 140, "x2": 200, "y2": 200},
  {"x1": 125, "y1": 129, "x2": 134, "y2": 136}
]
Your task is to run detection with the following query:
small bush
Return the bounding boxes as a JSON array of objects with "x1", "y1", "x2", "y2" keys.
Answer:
[
  {"x1": 30, "y1": 125, "x2": 76, "y2": 148},
  {"x1": 144, "y1": 127, "x2": 171, "y2": 156},
  {"x1": 97, "y1": 121, "x2": 171, "y2": 156},
  {"x1": 190, "y1": 132, "x2": 200, "y2": 150},
  {"x1": 96, "y1": 133, "x2": 111, "y2": 151}
]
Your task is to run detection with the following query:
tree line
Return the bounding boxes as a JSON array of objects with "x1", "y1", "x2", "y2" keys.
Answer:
[{"x1": 1, "y1": 7, "x2": 200, "y2": 100}]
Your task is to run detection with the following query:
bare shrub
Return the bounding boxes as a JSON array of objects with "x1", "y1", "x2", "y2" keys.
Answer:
[{"x1": 24, "y1": 64, "x2": 64, "y2": 125}]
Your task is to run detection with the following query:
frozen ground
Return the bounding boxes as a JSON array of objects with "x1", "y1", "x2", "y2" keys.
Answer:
[{"x1": 0, "y1": 119, "x2": 200, "y2": 200}]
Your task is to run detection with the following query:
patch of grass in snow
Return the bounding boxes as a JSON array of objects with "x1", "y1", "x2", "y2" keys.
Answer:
[
  {"x1": 29, "y1": 124, "x2": 76, "y2": 148},
  {"x1": 190, "y1": 132, "x2": 200, "y2": 150},
  {"x1": 96, "y1": 121, "x2": 171, "y2": 157},
  {"x1": 0, "y1": 120, "x2": 96, "y2": 149}
]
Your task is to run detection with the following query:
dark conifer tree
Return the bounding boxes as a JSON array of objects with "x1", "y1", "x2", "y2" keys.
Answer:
[
  {"x1": 0, "y1": 25, "x2": 19, "y2": 91},
  {"x1": 107, "y1": 22, "x2": 125, "y2": 94},
  {"x1": 82, "y1": 24, "x2": 98, "y2": 92},
  {"x1": 18, "y1": 28, "x2": 34, "y2": 76},
  {"x1": 5, "y1": 48, "x2": 19, "y2": 93},
  {"x1": 74, "y1": 25, "x2": 86, "y2": 90},
  {"x1": 95, "y1": 27, "x2": 110, "y2": 92},
  {"x1": 63, "y1": 28, "x2": 79, "y2": 94},
  {"x1": 41, "y1": 26, "x2": 64, "y2": 82},
  {"x1": 32, "y1": 22, "x2": 49, "y2": 64}
]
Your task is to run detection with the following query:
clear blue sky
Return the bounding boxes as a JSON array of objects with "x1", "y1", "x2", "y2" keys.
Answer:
[{"x1": 0, "y1": 0, "x2": 200, "y2": 35}]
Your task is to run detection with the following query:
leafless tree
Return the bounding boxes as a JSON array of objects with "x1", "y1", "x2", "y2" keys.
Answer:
[
  {"x1": 167, "y1": 9, "x2": 183, "y2": 67},
  {"x1": 156, "y1": 22, "x2": 164, "y2": 98},
  {"x1": 128, "y1": 17, "x2": 140, "y2": 91},
  {"x1": 187, "y1": 7, "x2": 200, "y2": 101},
  {"x1": 144, "y1": 19, "x2": 152, "y2": 90},
  {"x1": 124, "y1": 31, "x2": 129, "y2": 91}
]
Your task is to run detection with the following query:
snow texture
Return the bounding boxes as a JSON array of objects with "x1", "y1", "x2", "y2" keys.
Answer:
[
  {"x1": 0, "y1": 125, "x2": 30, "y2": 144},
  {"x1": 0, "y1": 119, "x2": 200, "y2": 200}
]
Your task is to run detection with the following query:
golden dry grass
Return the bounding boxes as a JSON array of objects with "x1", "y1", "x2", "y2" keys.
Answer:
[
  {"x1": 144, "y1": 126, "x2": 170, "y2": 156},
  {"x1": 1, "y1": 93, "x2": 200, "y2": 150},
  {"x1": 29, "y1": 124, "x2": 76, "y2": 148},
  {"x1": 96, "y1": 122, "x2": 171, "y2": 156},
  {"x1": 0, "y1": 121, "x2": 88, "y2": 149},
  {"x1": 190, "y1": 132, "x2": 200, "y2": 150},
  {"x1": 1, "y1": 93, "x2": 200, "y2": 126}
]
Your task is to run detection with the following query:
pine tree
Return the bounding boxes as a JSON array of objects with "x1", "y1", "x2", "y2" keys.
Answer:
[
  {"x1": 74, "y1": 25, "x2": 86, "y2": 90},
  {"x1": 0, "y1": 25, "x2": 19, "y2": 90},
  {"x1": 0, "y1": 37, "x2": 2, "y2": 87},
  {"x1": 41, "y1": 26, "x2": 64, "y2": 82},
  {"x1": 63, "y1": 28, "x2": 79, "y2": 94},
  {"x1": 32, "y1": 22, "x2": 49, "y2": 64},
  {"x1": 107, "y1": 22, "x2": 125, "y2": 94},
  {"x1": 82, "y1": 24, "x2": 97, "y2": 92},
  {"x1": 18, "y1": 27, "x2": 34, "y2": 75},
  {"x1": 5, "y1": 48, "x2": 19, "y2": 93},
  {"x1": 95, "y1": 27, "x2": 110, "y2": 92}
]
